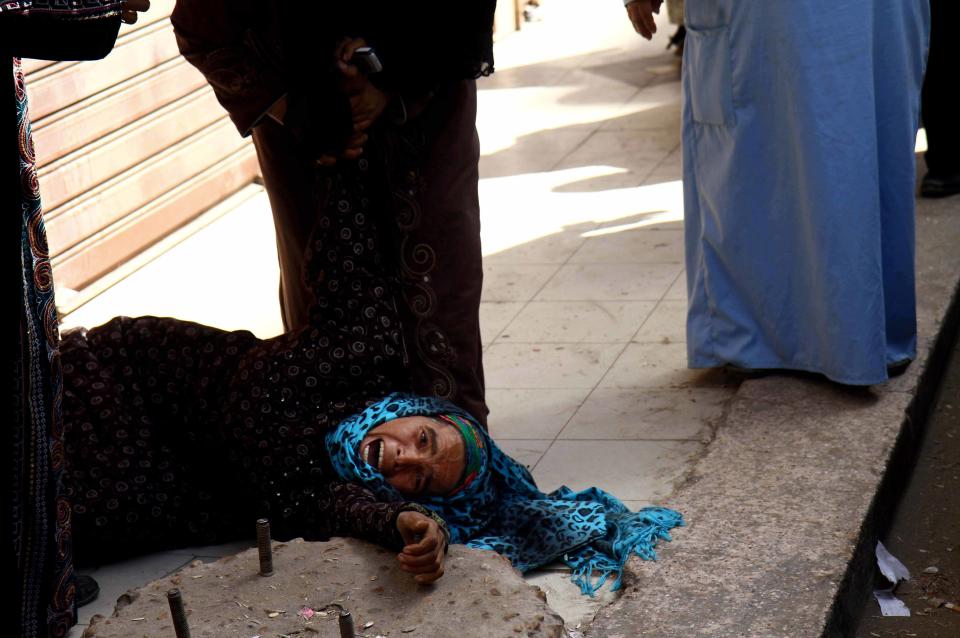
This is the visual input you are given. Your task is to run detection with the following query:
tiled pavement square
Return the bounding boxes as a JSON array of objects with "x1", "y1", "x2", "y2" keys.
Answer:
[
  {"x1": 664, "y1": 270, "x2": 688, "y2": 300},
  {"x1": 559, "y1": 129, "x2": 682, "y2": 166},
  {"x1": 569, "y1": 228, "x2": 685, "y2": 264},
  {"x1": 498, "y1": 300, "x2": 656, "y2": 343},
  {"x1": 484, "y1": 343, "x2": 626, "y2": 389},
  {"x1": 634, "y1": 299, "x2": 688, "y2": 344},
  {"x1": 486, "y1": 387, "x2": 590, "y2": 440},
  {"x1": 599, "y1": 343, "x2": 734, "y2": 389},
  {"x1": 535, "y1": 263, "x2": 683, "y2": 301},
  {"x1": 483, "y1": 228, "x2": 589, "y2": 265},
  {"x1": 481, "y1": 263, "x2": 558, "y2": 302},
  {"x1": 559, "y1": 388, "x2": 729, "y2": 441},
  {"x1": 497, "y1": 439, "x2": 554, "y2": 471},
  {"x1": 479, "y1": 301, "x2": 525, "y2": 346},
  {"x1": 532, "y1": 440, "x2": 703, "y2": 501}
]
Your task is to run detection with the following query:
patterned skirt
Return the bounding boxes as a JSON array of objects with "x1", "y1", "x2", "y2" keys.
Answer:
[{"x1": 62, "y1": 141, "x2": 418, "y2": 563}]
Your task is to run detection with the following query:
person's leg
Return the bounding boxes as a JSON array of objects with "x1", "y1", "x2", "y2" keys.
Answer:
[
  {"x1": 685, "y1": 1, "x2": 899, "y2": 384},
  {"x1": 7, "y1": 56, "x2": 77, "y2": 636},
  {"x1": 872, "y1": 0, "x2": 928, "y2": 366},
  {"x1": 392, "y1": 81, "x2": 488, "y2": 426},
  {"x1": 252, "y1": 121, "x2": 326, "y2": 331},
  {"x1": 920, "y1": 0, "x2": 960, "y2": 197},
  {"x1": 252, "y1": 87, "x2": 488, "y2": 424},
  {"x1": 213, "y1": 156, "x2": 415, "y2": 539},
  {"x1": 62, "y1": 153, "x2": 414, "y2": 558}
]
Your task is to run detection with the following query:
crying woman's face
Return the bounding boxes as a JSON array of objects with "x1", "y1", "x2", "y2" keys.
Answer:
[{"x1": 358, "y1": 416, "x2": 465, "y2": 497}]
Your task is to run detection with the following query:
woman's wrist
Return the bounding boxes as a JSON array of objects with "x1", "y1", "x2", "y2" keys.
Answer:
[
  {"x1": 283, "y1": 90, "x2": 353, "y2": 156},
  {"x1": 398, "y1": 503, "x2": 450, "y2": 545}
]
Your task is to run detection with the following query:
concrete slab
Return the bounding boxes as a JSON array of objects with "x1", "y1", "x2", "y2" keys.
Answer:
[
  {"x1": 524, "y1": 571, "x2": 619, "y2": 631},
  {"x1": 76, "y1": 552, "x2": 194, "y2": 627},
  {"x1": 83, "y1": 538, "x2": 565, "y2": 638}
]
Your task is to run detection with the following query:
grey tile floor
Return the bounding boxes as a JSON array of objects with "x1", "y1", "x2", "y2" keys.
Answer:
[{"x1": 61, "y1": 0, "x2": 739, "y2": 632}]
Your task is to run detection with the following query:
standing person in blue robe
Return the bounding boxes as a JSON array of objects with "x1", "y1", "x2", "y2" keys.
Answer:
[
  {"x1": 677, "y1": 2, "x2": 930, "y2": 385},
  {"x1": 2, "y1": 2, "x2": 147, "y2": 635}
]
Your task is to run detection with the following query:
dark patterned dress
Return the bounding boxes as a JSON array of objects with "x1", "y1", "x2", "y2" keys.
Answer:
[
  {"x1": 62, "y1": 138, "x2": 447, "y2": 565},
  {"x1": 171, "y1": 0, "x2": 492, "y2": 425},
  {"x1": 3, "y1": 5, "x2": 122, "y2": 636}
]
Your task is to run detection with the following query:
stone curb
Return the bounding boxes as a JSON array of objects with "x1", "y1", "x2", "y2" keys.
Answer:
[{"x1": 587, "y1": 192, "x2": 960, "y2": 638}]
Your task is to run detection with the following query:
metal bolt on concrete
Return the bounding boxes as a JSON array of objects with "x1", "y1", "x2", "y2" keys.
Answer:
[{"x1": 82, "y1": 538, "x2": 565, "y2": 638}]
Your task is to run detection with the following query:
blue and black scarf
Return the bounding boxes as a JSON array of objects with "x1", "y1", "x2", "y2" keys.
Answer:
[{"x1": 326, "y1": 393, "x2": 683, "y2": 595}]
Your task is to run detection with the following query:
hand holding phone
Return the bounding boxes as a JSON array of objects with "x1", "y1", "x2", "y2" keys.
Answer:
[{"x1": 351, "y1": 47, "x2": 383, "y2": 75}]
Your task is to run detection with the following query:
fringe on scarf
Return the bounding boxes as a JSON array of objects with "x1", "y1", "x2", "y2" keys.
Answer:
[{"x1": 567, "y1": 507, "x2": 684, "y2": 596}]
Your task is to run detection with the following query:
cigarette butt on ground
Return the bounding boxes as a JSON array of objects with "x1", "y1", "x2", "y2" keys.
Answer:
[{"x1": 927, "y1": 598, "x2": 960, "y2": 613}]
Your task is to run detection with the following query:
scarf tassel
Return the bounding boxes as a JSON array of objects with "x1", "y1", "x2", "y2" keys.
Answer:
[{"x1": 567, "y1": 507, "x2": 684, "y2": 597}]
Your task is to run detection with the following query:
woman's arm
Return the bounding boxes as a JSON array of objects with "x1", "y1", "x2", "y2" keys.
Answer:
[
  {"x1": 171, "y1": 0, "x2": 286, "y2": 136},
  {"x1": 171, "y1": 0, "x2": 352, "y2": 154},
  {"x1": 310, "y1": 481, "x2": 447, "y2": 547},
  {"x1": 284, "y1": 480, "x2": 449, "y2": 583},
  {"x1": 0, "y1": 10, "x2": 121, "y2": 60}
]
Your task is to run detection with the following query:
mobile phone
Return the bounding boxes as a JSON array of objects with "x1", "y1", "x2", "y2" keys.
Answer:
[{"x1": 351, "y1": 47, "x2": 383, "y2": 75}]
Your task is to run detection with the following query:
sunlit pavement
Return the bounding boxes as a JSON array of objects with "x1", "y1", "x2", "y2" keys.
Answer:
[{"x1": 61, "y1": 1, "x2": 739, "y2": 632}]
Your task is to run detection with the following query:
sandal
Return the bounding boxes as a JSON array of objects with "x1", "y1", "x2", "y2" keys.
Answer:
[{"x1": 75, "y1": 574, "x2": 100, "y2": 608}]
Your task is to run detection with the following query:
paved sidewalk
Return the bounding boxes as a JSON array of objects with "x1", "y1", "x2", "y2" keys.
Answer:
[
  {"x1": 62, "y1": 2, "x2": 732, "y2": 633},
  {"x1": 586, "y1": 186, "x2": 960, "y2": 638}
]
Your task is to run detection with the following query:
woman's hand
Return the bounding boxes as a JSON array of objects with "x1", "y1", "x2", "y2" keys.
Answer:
[
  {"x1": 315, "y1": 129, "x2": 368, "y2": 165},
  {"x1": 121, "y1": 0, "x2": 150, "y2": 25},
  {"x1": 345, "y1": 77, "x2": 390, "y2": 134},
  {"x1": 335, "y1": 37, "x2": 368, "y2": 67},
  {"x1": 625, "y1": 0, "x2": 663, "y2": 40},
  {"x1": 336, "y1": 39, "x2": 390, "y2": 135},
  {"x1": 396, "y1": 511, "x2": 447, "y2": 584},
  {"x1": 315, "y1": 38, "x2": 389, "y2": 166}
]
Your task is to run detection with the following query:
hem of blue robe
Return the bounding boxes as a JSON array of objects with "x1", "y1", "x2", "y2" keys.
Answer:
[{"x1": 686, "y1": 358, "x2": 912, "y2": 387}]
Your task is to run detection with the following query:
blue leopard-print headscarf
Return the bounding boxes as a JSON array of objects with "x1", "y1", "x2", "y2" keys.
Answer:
[{"x1": 325, "y1": 393, "x2": 684, "y2": 595}]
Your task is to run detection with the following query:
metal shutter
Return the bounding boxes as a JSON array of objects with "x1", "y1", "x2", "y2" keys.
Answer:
[{"x1": 25, "y1": 0, "x2": 260, "y2": 305}]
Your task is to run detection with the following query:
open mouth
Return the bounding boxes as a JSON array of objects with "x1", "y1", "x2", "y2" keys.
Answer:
[{"x1": 363, "y1": 438, "x2": 384, "y2": 470}]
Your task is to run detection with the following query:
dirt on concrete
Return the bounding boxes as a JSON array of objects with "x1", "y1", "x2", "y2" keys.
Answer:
[
  {"x1": 855, "y1": 336, "x2": 960, "y2": 638},
  {"x1": 83, "y1": 537, "x2": 565, "y2": 638}
]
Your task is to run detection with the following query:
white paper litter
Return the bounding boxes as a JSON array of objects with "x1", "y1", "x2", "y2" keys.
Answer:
[
  {"x1": 876, "y1": 541, "x2": 911, "y2": 584},
  {"x1": 873, "y1": 589, "x2": 911, "y2": 617}
]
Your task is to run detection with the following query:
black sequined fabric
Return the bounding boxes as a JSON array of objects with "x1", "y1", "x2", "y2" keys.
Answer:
[{"x1": 61, "y1": 148, "x2": 441, "y2": 564}]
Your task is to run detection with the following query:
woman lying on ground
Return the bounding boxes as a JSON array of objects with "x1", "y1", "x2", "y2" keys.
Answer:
[{"x1": 61, "y1": 122, "x2": 682, "y2": 596}]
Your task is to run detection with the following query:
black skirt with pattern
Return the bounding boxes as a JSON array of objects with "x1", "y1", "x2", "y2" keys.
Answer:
[{"x1": 61, "y1": 141, "x2": 436, "y2": 564}]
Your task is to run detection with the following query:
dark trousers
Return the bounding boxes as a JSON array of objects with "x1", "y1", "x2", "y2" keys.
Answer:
[
  {"x1": 253, "y1": 81, "x2": 487, "y2": 426},
  {"x1": 922, "y1": 0, "x2": 960, "y2": 177}
]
